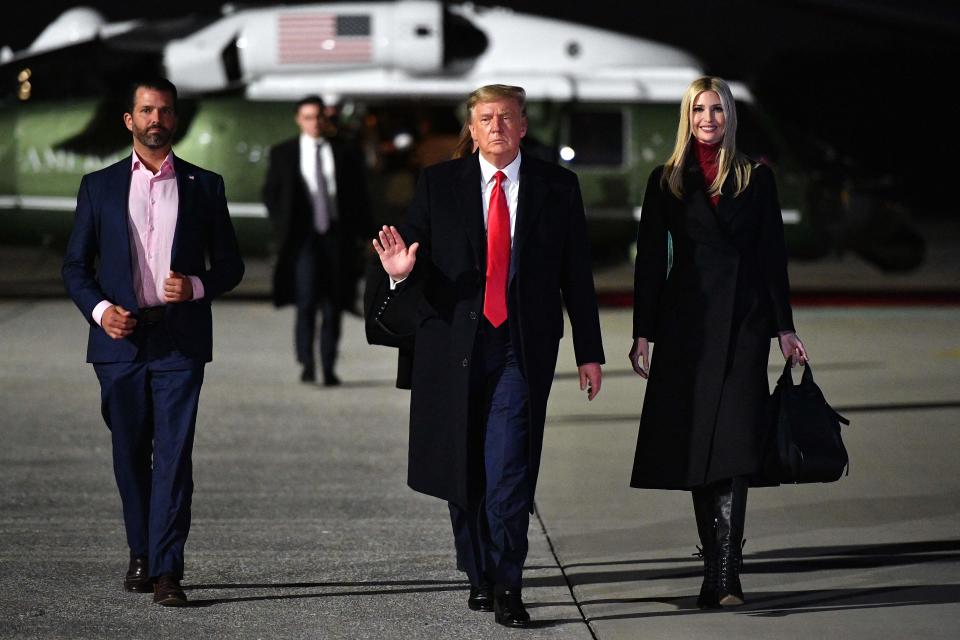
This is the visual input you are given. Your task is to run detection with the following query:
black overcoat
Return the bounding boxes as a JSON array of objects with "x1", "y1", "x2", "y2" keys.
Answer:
[
  {"x1": 261, "y1": 137, "x2": 373, "y2": 308},
  {"x1": 630, "y1": 158, "x2": 795, "y2": 489},
  {"x1": 370, "y1": 152, "x2": 605, "y2": 509}
]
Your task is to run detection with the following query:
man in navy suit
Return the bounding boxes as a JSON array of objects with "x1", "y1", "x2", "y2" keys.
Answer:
[{"x1": 62, "y1": 78, "x2": 244, "y2": 606}]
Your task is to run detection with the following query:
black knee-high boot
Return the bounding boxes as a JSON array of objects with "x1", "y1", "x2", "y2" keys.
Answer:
[
  {"x1": 692, "y1": 487, "x2": 719, "y2": 609},
  {"x1": 714, "y1": 476, "x2": 748, "y2": 606}
]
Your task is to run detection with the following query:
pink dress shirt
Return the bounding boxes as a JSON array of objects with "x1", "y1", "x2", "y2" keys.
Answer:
[{"x1": 92, "y1": 151, "x2": 204, "y2": 326}]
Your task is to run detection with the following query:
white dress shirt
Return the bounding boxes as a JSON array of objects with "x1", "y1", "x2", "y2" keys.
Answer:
[
  {"x1": 299, "y1": 133, "x2": 338, "y2": 203},
  {"x1": 478, "y1": 150, "x2": 521, "y2": 244},
  {"x1": 92, "y1": 150, "x2": 204, "y2": 326}
]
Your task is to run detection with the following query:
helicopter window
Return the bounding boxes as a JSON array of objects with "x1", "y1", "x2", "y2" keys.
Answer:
[
  {"x1": 338, "y1": 16, "x2": 371, "y2": 36},
  {"x1": 564, "y1": 110, "x2": 624, "y2": 167}
]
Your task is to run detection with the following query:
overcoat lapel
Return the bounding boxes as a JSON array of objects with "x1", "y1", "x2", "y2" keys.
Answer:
[
  {"x1": 514, "y1": 156, "x2": 546, "y2": 267},
  {"x1": 171, "y1": 156, "x2": 196, "y2": 266},
  {"x1": 683, "y1": 163, "x2": 729, "y2": 241},
  {"x1": 104, "y1": 157, "x2": 137, "y2": 309},
  {"x1": 454, "y1": 154, "x2": 485, "y2": 270},
  {"x1": 714, "y1": 171, "x2": 746, "y2": 231},
  {"x1": 685, "y1": 154, "x2": 750, "y2": 238}
]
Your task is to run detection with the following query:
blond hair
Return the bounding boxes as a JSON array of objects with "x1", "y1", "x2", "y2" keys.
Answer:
[
  {"x1": 452, "y1": 84, "x2": 527, "y2": 159},
  {"x1": 662, "y1": 76, "x2": 753, "y2": 199}
]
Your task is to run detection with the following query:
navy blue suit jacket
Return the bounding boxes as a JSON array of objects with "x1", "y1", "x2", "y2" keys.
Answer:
[{"x1": 62, "y1": 154, "x2": 245, "y2": 363}]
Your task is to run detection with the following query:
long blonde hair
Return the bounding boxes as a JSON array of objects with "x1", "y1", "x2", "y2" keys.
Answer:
[
  {"x1": 662, "y1": 76, "x2": 753, "y2": 199},
  {"x1": 452, "y1": 84, "x2": 527, "y2": 159}
]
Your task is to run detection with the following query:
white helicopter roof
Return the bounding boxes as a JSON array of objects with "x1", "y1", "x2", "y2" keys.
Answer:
[
  {"x1": 161, "y1": 1, "x2": 754, "y2": 103},
  {"x1": 8, "y1": 1, "x2": 753, "y2": 104},
  {"x1": 25, "y1": 7, "x2": 140, "y2": 56}
]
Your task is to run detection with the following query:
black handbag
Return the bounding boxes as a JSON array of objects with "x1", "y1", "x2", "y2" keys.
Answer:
[{"x1": 762, "y1": 361, "x2": 850, "y2": 484}]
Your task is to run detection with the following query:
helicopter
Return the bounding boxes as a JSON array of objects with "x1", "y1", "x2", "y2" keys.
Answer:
[{"x1": 0, "y1": 1, "x2": 920, "y2": 271}]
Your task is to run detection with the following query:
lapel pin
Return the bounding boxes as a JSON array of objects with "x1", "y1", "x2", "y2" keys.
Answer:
[{"x1": 188, "y1": 175, "x2": 195, "y2": 180}]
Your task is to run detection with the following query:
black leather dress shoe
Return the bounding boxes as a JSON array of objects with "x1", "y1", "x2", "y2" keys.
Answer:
[
  {"x1": 467, "y1": 584, "x2": 494, "y2": 612},
  {"x1": 153, "y1": 575, "x2": 188, "y2": 607},
  {"x1": 323, "y1": 372, "x2": 341, "y2": 387},
  {"x1": 123, "y1": 556, "x2": 152, "y2": 593},
  {"x1": 494, "y1": 587, "x2": 531, "y2": 627},
  {"x1": 301, "y1": 365, "x2": 316, "y2": 383}
]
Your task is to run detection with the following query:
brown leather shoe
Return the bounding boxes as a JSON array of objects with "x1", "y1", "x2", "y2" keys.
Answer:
[
  {"x1": 153, "y1": 575, "x2": 188, "y2": 607},
  {"x1": 123, "y1": 556, "x2": 152, "y2": 593}
]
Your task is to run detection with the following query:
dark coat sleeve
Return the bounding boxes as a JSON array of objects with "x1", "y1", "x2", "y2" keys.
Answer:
[
  {"x1": 62, "y1": 175, "x2": 106, "y2": 324},
  {"x1": 754, "y1": 164, "x2": 795, "y2": 334},
  {"x1": 560, "y1": 177, "x2": 605, "y2": 365},
  {"x1": 262, "y1": 144, "x2": 286, "y2": 230},
  {"x1": 364, "y1": 256, "x2": 419, "y2": 349},
  {"x1": 362, "y1": 170, "x2": 436, "y2": 389},
  {"x1": 632, "y1": 167, "x2": 669, "y2": 340}
]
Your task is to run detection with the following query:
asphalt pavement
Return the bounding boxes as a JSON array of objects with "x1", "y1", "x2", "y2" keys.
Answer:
[{"x1": 1, "y1": 300, "x2": 958, "y2": 639}]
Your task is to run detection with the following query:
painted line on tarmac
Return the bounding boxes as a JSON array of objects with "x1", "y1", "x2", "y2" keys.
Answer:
[
  {"x1": 532, "y1": 503, "x2": 600, "y2": 640},
  {"x1": 546, "y1": 400, "x2": 960, "y2": 426},
  {"x1": 553, "y1": 361, "x2": 883, "y2": 381},
  {"x1": 596, "y1": 290, "x2": 960, "y2": 307}
]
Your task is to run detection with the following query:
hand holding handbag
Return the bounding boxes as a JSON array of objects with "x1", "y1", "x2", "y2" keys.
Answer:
[{"x1": 763, "y1": 361, "x2": 850, "y2": 484}]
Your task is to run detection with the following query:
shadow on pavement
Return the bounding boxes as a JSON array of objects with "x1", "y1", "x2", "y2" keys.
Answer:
[
  {"x1": 585, "y1": 584, "x2": 960, "y2": 620},
  {"x1": 564, "y1": 540, "x2": 960, "y2": 618},
  {"x1": 547, "y1": 399, "x2": 960, "y2": 426},
  {"x1": 180, "y1": 577, "x2": 584, "y2": 626},
  {"x1": 181, "y1": 581, "x2": 465, "y2": 608}
]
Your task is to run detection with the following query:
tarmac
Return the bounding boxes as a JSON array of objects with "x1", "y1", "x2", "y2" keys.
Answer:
[{"x1": 1, "y1": 297, "x2": 958, "y2": 639}]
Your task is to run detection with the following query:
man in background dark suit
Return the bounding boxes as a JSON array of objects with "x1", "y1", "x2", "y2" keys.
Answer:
[
  {"x1": 62, "y1": 78, "x2": 244, "y2": 606},
  {"x1": 371, "y1": 84, "x2": 604, "y2": 627},
  {"x1": 262, "y1": 95, "x2": 372, "y2": 386}
]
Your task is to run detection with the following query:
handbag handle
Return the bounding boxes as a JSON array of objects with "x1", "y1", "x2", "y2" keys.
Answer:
[
  {"x1": 778, "y1": 359, "x2": 814, "y2": 385},
  {"x1": 778, "y1": 359, "x2": 850, "y2": 427}
]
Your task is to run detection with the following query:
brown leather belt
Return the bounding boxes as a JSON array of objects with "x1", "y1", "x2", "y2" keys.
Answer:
[{"x1": 139, "y1": 306, "x2": 166, "y2": 325}]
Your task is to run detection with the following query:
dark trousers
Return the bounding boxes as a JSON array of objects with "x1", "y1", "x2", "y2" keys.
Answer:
[
  {"x1": 449, "y1": 321, "x2": 531, "y2": 589},
  {"x1": 294, "y1": 231, "x2": 342, "y2": 378},
  {"x1": 93, "y1": 322, "x2": 204, "y2": 579}
]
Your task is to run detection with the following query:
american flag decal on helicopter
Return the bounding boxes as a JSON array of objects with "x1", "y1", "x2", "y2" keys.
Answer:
[{"x1": 277, "y1": 13, "x2": 373, "y2": 64}]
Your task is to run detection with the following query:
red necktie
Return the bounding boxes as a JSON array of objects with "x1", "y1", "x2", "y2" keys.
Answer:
[{"x1": 484, "y1": 171, "x2": 510, "y2": 327}]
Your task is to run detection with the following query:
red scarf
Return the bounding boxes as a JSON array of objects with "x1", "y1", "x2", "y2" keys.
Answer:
[{"x1": 693, "y1": 140, "x2": 721, "y2": 208}]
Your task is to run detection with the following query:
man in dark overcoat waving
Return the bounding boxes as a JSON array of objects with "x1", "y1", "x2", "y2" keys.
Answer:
[{"x1": 370, "y1": 84, "x2": 604, "y2": 627}]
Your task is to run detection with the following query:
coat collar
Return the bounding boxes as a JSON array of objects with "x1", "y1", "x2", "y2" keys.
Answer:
[
  {"x1": 104, "y1": 157, "x2": 137, "y2": 309},
  {"x1": 515, "y1": 153, "x2": 547, "y2": 260},
  {"x1": 454, "y1": 153, "x2": 486, "y2": 270},
  {"x1": 454, "y1": 151, "x2": 549, "y2": 270},
  {"x1": 683, "y1": 150, "x2": 745, "y2": 237},
  {"x1": 171, "y1": 154, "x2": 198, "y2": 266}
]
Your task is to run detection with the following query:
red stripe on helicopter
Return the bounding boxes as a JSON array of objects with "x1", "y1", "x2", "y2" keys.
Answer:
[{"x1": 277, "y1": 13, "x2": 373, "y2": 64}]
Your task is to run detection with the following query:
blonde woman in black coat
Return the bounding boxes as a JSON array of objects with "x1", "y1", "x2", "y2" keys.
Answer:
[{"x1": 628, "y1": 76, "x2": 807, "y2": 609}]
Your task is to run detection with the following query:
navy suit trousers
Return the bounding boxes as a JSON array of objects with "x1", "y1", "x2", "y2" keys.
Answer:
[
  {"x1": 449, "y1": 320, "x2": 531, "y2": 589},
  {"x1": 93, "y1": 322, "x2": 204, "y2": 579}
]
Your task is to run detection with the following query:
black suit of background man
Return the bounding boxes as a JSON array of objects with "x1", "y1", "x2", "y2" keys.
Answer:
[{"x1": 263, "y1": 96, "x2": 373, "y2": 385}]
